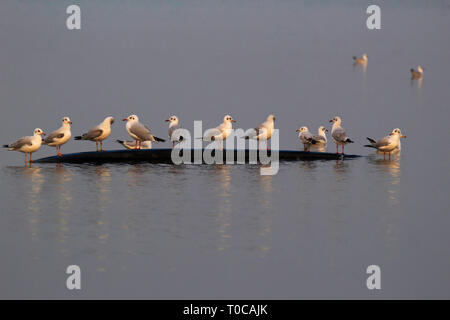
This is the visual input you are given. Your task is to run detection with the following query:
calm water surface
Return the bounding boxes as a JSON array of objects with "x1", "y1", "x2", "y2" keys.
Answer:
[{"x1": 0, "y1": 1, "x2": 449, "y2": 298}]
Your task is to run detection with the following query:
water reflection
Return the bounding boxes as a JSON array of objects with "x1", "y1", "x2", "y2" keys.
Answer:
[
  {"x1": 52, "y1": 164, "x2": 73, "y2": 256},
  {"x1": 214, "y1": 165, "x2": 232, "y2": 251}
]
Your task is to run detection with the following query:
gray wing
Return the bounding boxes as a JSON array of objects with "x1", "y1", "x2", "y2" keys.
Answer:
[
  {"x1": 332, "y1": 127, "x2": 347, "y2": 142},
  {"x1": 82, "y1": 129, "x2": 103, "y2": 140},
  {"x1": 312, "y1": 135, "x2": 326, "y2": 143},
  {"x1": 44, "y1": 131, "x2": 65, "y2": 144},
  {"x1": 129, "y1": 122, "x2": 154, "y2": 141},
  {"x1": 10, "y1": 136, "x2": 33, "y2": 149},
  {"x1": 374, "y1": 136, "x2": 392, "y2": 148}
]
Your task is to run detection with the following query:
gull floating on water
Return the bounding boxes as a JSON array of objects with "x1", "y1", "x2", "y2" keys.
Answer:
[
  {"x1": 365, "y1": 128, "x2": 406, "y2": 160},
  {"x1": 123, "y1": 114, "x2": 165, "y2": 149},
  {"x1": 353, "y1": 53, "x2": 368, "y2": 65},
  {"x1": 165, "y1": 115, "x2": 184, "y2": 148},
  {"x1": 312, "y1": 126, "x2": 328, "y2": 144},
  {"x1": 410, "y1": 66, "x2": 424, "y2": 79},
  {"x1": 116, "y1": 139, "x2": 152, "y2": 150},
  {"x1": 330, "y1": 116, "x2": 354, "y2": 154},
  {"x1": 43, "y1": 117, "x2": 72, "y2": 157},
  {"x1": 3, "y1": 128, "x2": 46, "y2": 164},
  {"x1": 243, "y1": 114, "x2": 275, "y2": 150},
  {"x1": 74, "y1": 116, "x2": 115, "y2": 151},
  {"x1": 203, "y1": 115, "x2": 236, "y2": 150},
  {"x1": 296, "y1": 126, "x2": 316, "y2": 151}
]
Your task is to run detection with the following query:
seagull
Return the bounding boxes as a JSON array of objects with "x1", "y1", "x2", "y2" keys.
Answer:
[
  {"x1": 312, "y1": 126, "x2": 328, "y2": 144},
  {"x1": 74, "y1": 116, "x2": 115, "y2": 151},
  {"x1": 296, "y1": 126, "x2": 316, "y2": 151},
  {"x1": 3, "y1": 128, "x2": 46, "y2": 164},
  {"x1": 243, "y1": 114, "x2": 275, "y2": 150},
  {"x1": 365, "y1": 128, "x2": 406, "y2": 160},
  {"x1": 353, "y1": 53, "x2": 368, "y2": 65},
  {"x1": 203, "y1": 115, "x2": 236, "y2": 150},
  {"x1": 411, "y1": 66, "x2": 424, "y2": 79},
  {"x1": 43, "y1": 117, "x2": 72, "y2": 157},
  {"x1": 165, "y1": 115, "x2": 184, "y2": 148},
  {"x1": 122, "y1": 114, "x2": 165, "y2": 149},
  {"x1": 116, "y1": 140, "x2": 152, "y2": 150},
  {"x1": 330, "y1": 116, "x2": 354, "y2": 154}
]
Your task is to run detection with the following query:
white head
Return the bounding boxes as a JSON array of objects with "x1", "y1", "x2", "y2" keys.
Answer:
[
  {"x1": 266, "y1": 114, "x2": 276, "y2": 122},
  {"x1": 62, "y1": 117, "x2": 72, "y2": 125},
  {"x1": 223, "y1": 115, "x2": 236, "y2": 123},
  {"x1": 165, "y1": 115, "x2": 179, "y2": 125},
  {"x1": 417, "y1": 65, "x2": 424, "y2": 74},
  {"x1": 318, "y1": 126, "x2": 328, "y2": 135},
  {"x1": 390, "y1": 128, "x2": 406, "y2": 138},
  {"x1": 296, "y1": 126, "x2": 309, "y2": 133},
  {"x1": 362, "y1": 53, "x2": 368, "y2": 61},
  {"x1": 33, "y1": 128, "x2": 46, "y2": 136},
  {"x1": 329, "y1": 116, "x2": 342, "y2": 126},
  {"x1": 104, "y1": 116, "x2": 115, "y2": 125},
  {"x1": 123, "y1": 114, "x2": 139, "y2": 122}
]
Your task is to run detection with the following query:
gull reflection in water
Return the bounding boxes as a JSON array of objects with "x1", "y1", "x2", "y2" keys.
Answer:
[
  {"x1": 92, "y1": 166, "x2": 112, "y2": 272},
  {"x1": 53, "y1": 164, "x2": 73, "y2": 256},
  {"x1": 256, "y1": 173, "x2": 274, "y2": 257},
  {"x1": 213, "y1": 165, "x2": 232, "y2": 252},
  {"x1": 367, "y1": 154, "x2": 402, "y2": 251},
  {"x1": 21, "y1": 167, "x2": 45, "y2": 242}
]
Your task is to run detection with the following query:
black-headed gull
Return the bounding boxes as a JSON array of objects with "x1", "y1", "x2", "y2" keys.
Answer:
[
  {"x1": 165, "y1": 115, "x2": 184, "y2": 148},
  {"x1": 244, "y1": 114, "x2": 275, "y2": 150},
  {"x1": 116, "y1": 139, "x2": 152, "y2": 150},
  {"x1": 203, "y1": 115, "x2": 236, "y2": 150},
  {"x1": 353, "y1": 53, "x2": 368, "y2": 66},
  {"x1": 365, "y1": 128, "x2": 406, "y2": 160},
  {"x1": 312, "y1": 126, "x2": 328, "y2": 144},
  {"x1": 74, "y1": 116, "x2": 115, "y2": 151},
  {"x1": 3, "y1": 128, "x2": 46, "y2": 164},
  {"x1": 296, "y1": 126, "x2": 316, "y2": 151},
  {"x1": 43, "y1": 117, "x2": 72, "y2": 157},
  {"x1": 410, "y1": 66, "x2": 424, "y2": 79},
  {"x1": 330, "y1": 116, "x2": 354, "y2": 154},
  {"x1": 122, "y1": 114, "x2": 165, "y2": 149}
]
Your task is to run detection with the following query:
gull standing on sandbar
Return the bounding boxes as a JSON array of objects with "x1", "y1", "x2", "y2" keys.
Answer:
[
  {"x1": 74, "y1": 116, "x2": 115, "y2": 151},
  {"x1": 243, "y1": 114, "x2": 275, "y2": 150},
  {"x1": 165, "y1": 115, "x2": 184, "y2": 148},
  {"x1": 330, "y1": 116, "x2": 354, "y2": 154},
  {"x1": 43, "y1": 117, "x2": 72, "y2": 157},
  {"x1": 203, "y1": 115, "x2": 236, "y2": 150},
  {"x1": 312, "y1": 126, "x2": 328, "y2": 145},
  {"x1": 296, "y1": 126, "x2": 316, "y2": 151},
  {"x1": 123, "y1": 114, "x2": 165, "y2": 149},
  {"x1": 365, "y1": 128, "x2": 406, "y2": 160},
  {"x1": 3, "y1": 128, "x2": 46, "y2": 164}
]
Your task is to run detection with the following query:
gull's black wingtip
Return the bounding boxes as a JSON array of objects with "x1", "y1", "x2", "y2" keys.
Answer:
[{"x1": 3, "y1": 144, "x2": 9, "y2": 148}]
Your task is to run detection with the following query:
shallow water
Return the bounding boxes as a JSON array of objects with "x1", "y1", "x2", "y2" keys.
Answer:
[{"x1": 0, "y1": 1, "x2": 449, "y2": 299}]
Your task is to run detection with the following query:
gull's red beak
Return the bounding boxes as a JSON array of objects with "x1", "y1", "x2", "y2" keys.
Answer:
[
  {"x1": 231, "y1": 119, "x2": 236, "y2": 123},
  {"x1": 165, "y1": 119, "x2": 170, "y2": 122},
  {"x1": 329, "y1": 119, "x2": 334, "y2": 123},
  {"x1": 122, "y1": 118, "x2": 128, "y2": 121},
  {"x1": 325, "y1": 129, "x2": 329, "y2": 132},
  {"x1": 68, "y1": 121, "x2": 73, "y2": 124},
  {"x1": 401, "y1": 135, "x2": 406, "y2": 138},
  {"x1": 296, "y1": 129, "x2": 300, "y2": 132},
  {"x1": 41, "y1": 132, "x2": 46, "y2": 135}
]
